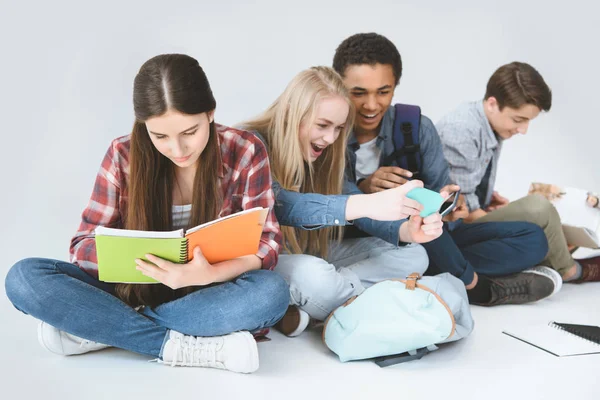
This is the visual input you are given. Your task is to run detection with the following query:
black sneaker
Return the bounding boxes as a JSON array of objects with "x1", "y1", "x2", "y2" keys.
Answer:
[{"x1": 473, "y1": 269, "x2": 557, "y2": 306}]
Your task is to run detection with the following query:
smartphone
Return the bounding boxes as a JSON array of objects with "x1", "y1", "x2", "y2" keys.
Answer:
[{"x1": 440, "y1": 189, "x2": 461, "y2": 217}]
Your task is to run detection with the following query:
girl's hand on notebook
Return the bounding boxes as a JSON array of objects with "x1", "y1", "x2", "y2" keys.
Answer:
[
  {"x1": 135, "y1": 247, "x2": 215, "y2": 289},
  {"x1": 398, "y1": 213, "x2": 443, "y2": 244}
]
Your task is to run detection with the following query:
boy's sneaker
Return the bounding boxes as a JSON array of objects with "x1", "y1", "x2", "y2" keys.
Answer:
[
  {"x1": 275, "y1": 305, "x2": 311, "y2": 337},
  {"x1": 38, "y1": 321, "x2": 110, "y2": 356},
  {"x1": 475, "y1": 268, "x2": 558, "y2": 306},
  {"x1": 573, "y1": 256, "x2": 600, "y2": 283},
  {"x1": 159, "y1": 330, "x2": 259, "y2": 373},
  {"x1": 523, "y1": 266, "x2": 562, "y2": 295}
]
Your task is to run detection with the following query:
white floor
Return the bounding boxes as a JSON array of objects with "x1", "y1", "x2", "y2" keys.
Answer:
[{"x1": 1, "y1": 268, "x2": 599, "y2": 400}]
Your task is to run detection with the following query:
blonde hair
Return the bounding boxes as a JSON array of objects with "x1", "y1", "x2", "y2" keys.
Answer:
[{"x1": 241, "y1": 66, "x2": 354, "y2": 259}]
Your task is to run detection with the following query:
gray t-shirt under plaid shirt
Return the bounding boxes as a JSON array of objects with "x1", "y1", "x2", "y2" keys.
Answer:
[{"x1": 436, "y1": 101, "x2": 503, "y2": 212}]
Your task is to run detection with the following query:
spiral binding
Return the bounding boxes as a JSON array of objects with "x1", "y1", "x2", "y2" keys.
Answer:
[
  {"x1": 548, "y1": 322, "x2": 600, "y2": 346},
  {"x1": 179, "y1": 239, "x2": 189, "y2": 263}
]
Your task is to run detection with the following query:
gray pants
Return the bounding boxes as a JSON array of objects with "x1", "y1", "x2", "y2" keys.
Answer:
[
  {"x1": 476, "y1": 194, "x2": 575, "y2": 276},
  {"x1": 275, "y1": 237, "x2": 428, "y2": 321}
]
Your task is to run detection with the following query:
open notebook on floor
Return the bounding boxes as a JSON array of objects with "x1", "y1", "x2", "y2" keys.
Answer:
[
  {"x1": 503, "y1": 322, "x2": 600, "y2": 357},
  {"x1": 528, "y1": 183, "x2": 600, "y2": 248}
]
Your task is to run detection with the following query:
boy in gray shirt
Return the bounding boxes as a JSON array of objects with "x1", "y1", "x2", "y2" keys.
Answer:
[{"x1": 437, "y1": 62, "x2": 600, "y2": 283}]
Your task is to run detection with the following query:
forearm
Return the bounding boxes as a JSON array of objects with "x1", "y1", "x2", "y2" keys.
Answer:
[
  {"x1": 354, "y1": 217, "x2": 405, "y2": 245},
  {"x1": 209, "y1": 255, "x2": 262, "y2": 283},
  {"x1": 344, "y1": 179, "x2": 381, "y2": 221},
  {"x1": 274, "y1": 186, "x2": 351, "y2": 228},
  {"x1": 399, "y1": 222, "x2": 412, "y2": 243},
  {"x1": 345, "y1": 194, "x2": 372, "y2": 220}
]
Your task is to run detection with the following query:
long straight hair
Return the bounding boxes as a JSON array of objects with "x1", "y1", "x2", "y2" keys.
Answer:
[
  {"x1": 115, "y1": 54, "x2": 222, "y2": 308},
  {"x1": 241, "y1": 66, "x2": 354, "y2": 259}
]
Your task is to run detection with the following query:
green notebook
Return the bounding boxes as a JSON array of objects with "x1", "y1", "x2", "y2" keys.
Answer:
[
  {"x1": 94, "y1": 207, "x2": 269, "y2": 284},
  {"x1": 95, "y1": 230, "x2": 187, "y2": 283}
]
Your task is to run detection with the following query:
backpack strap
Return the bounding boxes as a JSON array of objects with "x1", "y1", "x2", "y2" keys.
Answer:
[
  {"x1": 373, "y1": 345, "x2": 438, "y2": 367},
  {"x1": 383, "y1": 103, "x2": 422, "y2": 173}
]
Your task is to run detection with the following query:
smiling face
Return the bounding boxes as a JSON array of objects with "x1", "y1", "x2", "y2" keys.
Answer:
[
  {"x1": 483, "y1": 97, "x2": 541, "y2": 140},
  {"x1": 340, "y1": 63, "x2": 396, "y2": 138},
  {"x1": 299, "y1": 95, "x2": 349, "y2": 162},
  {"x1": 144, "y1": 109, "x2": 214, "y2": 170}
]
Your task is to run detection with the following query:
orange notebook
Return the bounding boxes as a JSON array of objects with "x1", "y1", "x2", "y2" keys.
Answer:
[
  {"x1": 95, "y1": 207, "x2": 269, "y2": 283},
  {"x1": 184, "y1": 207, "x2": 269, "y2": 263}
]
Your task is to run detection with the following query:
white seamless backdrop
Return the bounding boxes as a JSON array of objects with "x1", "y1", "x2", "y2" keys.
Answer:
[{"x1": 1, "y1": 0, "x2": 599, "y2": 268}]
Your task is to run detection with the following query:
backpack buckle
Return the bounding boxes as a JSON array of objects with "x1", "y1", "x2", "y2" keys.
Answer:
[{"x1": 405, "y1": 273, "x2": 421, "y2": 291}]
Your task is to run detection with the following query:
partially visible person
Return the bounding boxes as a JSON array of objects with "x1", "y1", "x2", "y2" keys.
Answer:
[{"x1": 587, "y1": 193, "x2": 600, "y2": 209}]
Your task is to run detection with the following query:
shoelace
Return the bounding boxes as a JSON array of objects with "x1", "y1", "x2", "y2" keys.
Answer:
[
  {"x1": 172, "y1": 336, "x2": 225, "y2": 368},
  {"x1": 495, "y1": 281, "x2": 529, "y2": 298}
]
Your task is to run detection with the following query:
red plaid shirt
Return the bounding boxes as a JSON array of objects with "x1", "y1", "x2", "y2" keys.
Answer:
[{"x1": 70, "y1": 124, "x2": 282, "y2": 278}]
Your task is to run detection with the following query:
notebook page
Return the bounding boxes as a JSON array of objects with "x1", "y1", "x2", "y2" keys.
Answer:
[
  {"x1": 95, "y1": 226, "x2": 184, "y2": 239},
  {"x1": 553, "y1": 187, "x2": 600, "y2": 231},
  {"x1": 503, "y1": 322, "x2": 600, "y2": 357},
  {"x1": 185, "y1": 207, "x2": 266, "y2": 235}
]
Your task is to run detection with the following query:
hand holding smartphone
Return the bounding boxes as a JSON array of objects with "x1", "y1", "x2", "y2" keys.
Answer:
[
  {"x1": 440, "y1": 189, "x2": 461, "y2": 217},
  {"x1": 406, "y1": 188, "x2": 461, "y2": 217}
]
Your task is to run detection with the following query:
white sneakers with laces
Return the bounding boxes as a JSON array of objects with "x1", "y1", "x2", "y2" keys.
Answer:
[
  {"x1": 37, "y1": 321, "x2": 110, "y2": 356},
  {"x1": 37, "y1": 321, "x2": 259, "y2": 373},
  {"x1": 159, "y1": 330, "x2": 259, "y2": 373}
]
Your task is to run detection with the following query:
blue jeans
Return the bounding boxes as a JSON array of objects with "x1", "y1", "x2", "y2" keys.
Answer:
[
  {"x1": 5, "y1": 258, "x2": 289, "y2": 357},
  {"x1": 422, "y1": 221, "x2": 549, "y2": 285},
  {"x1": 276, "y1": 238, "x2": 428, "y2": 320}
]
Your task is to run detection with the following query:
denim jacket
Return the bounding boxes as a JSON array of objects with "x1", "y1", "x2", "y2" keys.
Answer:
[
  {"x1": 345, "y1": 106, "x2": 452, "y2": 192},
  {"x1": 252, "y1": 131, "x2": 406, "y2": 245},
  {"x1": 345, "y1": 106, "x2": 461, "y2": 231}
]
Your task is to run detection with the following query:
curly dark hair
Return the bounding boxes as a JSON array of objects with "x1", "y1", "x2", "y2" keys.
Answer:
[{"x1": 333, "y1": 32, "x2": 402, "y2": 85}]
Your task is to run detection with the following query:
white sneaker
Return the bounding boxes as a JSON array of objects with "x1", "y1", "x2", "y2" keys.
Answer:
[
  {"x1": 38, "y1": 321, "x2": 110, "y2": 356},
  {"x1": 523, "y1": 266, "x2": 563, "y2": 296},
  {"x1": 160, "y1": 330, "x2": 259, "y2": 373}
]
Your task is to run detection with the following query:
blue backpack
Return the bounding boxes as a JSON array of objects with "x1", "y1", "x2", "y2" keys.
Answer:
[
  {"x1": 382, "y1": 103, "x2": 422, "y2": 174},
  {"x1": 322, "y1": 272, "x2": 474, "y2": 365}
]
